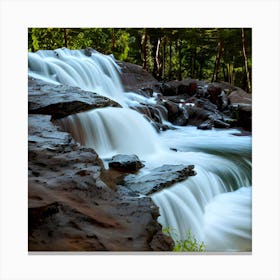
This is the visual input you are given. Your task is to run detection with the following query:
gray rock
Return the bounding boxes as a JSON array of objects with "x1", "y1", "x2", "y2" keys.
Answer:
[
  {"x1": 123, "y1": 164, "x2": 196, "y2": 195},
  {"x1": 212, "y1": 119, "x2": 230, "y2": 129},
  {"x1": 28, "y1": 78, "x2": 121, "y2": 119},
  {"x1": 197, "y1": 120, "x2": 213, "y2": 130},
  {"x1": 108, "y1": 154, "x2": 144, "y2": 172}
]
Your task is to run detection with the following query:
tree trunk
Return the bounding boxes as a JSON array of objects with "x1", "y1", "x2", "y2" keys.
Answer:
[
  {"x1": 162, "y1": 37, "x2": 166, "y2": 80},
  {"x1": 141, "y1": 29, "x2": 147, "y2": 70},
  {"x1": 63, "y1": 28, "x2": 68, "y2": 48},
  {"x1": 191, "y1": 48, "x2": 196, "y2": 78},
  {"x1": 178, "y1": 40, "x2": 182, "y2": 80},
  {"x1": 241, "y1": 28, "x2": 251, "y2": 93},
  {"x1": 151, "y1": 37, "x2": 162, "y2": 80},
  {"x1": 169, "y1": 41, "x2": 172, "y2": 80},
  {"x1": 211, "y1": 39, "x2": 223, "y2": 82},
  {"x1": 111, "y1": 28, "x2": 115, "y2": 51}
]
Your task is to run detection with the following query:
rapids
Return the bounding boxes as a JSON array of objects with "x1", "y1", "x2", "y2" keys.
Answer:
[{"x1": 28, "y1": 48, "x2": 252, "y2": 252}]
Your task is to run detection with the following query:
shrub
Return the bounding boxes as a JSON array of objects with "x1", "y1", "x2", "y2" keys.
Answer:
[{"x1": 163, "y1": 226, "x2": 206, "y2": 252}]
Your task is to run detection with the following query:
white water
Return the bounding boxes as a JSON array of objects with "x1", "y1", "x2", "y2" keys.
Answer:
[
  {"x1": 28, "y1": 48, "x2": 252, "y2": 252},
  {"x1": 60, "y1": 107, "x2": 162, "y2": 158},
  {"x1": 28, "y1": 48, "x2": 126, "y2": 106}
]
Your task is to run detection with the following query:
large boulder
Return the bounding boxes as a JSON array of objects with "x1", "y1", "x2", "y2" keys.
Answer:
[
  {"x1": 122, "y1": 164, "x2": 196, "y2": 195},
  {"x1": 28, "y1": 114, "x2": 173, "y2": 251},
  {"x1": 228, "y1": 89, "x2": 252, "y2": 131},
  {"x1": 228, "y1": 88, "x2": 252, "y2": 105},
  {"x1": 158, "y1": 79, "x2": 198, "y2": 96},
  {"x1": 28, "y1": 78, "x2": 120, "y2": 119},
  {"x1": 117, "y1": 61, "x2": 158, "y2": 93}
]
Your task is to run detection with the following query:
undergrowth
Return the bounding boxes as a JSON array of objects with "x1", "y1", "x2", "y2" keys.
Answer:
[{"x1": 163, "y1": 226, "x2": 206, "y2": 252}]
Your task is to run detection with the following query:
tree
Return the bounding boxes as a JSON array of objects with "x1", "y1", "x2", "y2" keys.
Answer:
[
  {"x1": 211, "y1": 29, "x2": 223, "y2": 82},
  {"x1": 241, "y1": 28, "x2": 251, "y2": 93}
]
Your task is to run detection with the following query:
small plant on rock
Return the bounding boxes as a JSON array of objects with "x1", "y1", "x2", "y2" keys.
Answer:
[{"x1": 163, "y1": 226, "x2": 206, "y2": 252}]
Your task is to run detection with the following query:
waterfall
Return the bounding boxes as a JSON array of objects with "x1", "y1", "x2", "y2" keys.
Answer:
[
  {"x1": 28, "y1": 48, "x2": 252, "y2": 252},
  {"x1": 151, "y1": 126, "x2": 252, "y2": 251},
  {"x1": 28, "y1": 48, "x2": 126, "y2": 106},
  {"x1": 59, "y1": 107, "x2": 162, "y2": 158}
]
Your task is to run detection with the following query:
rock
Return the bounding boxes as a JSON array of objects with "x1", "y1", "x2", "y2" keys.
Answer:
[
  {"x1": 131, "y1": 104, "x2": 169, "y2": 131},
  {"x1": 197, "y1": 120, "x2": 213, "y2": 130},
  {"x1": 159, "y1": 81, "x2": 178, "y2": 96},
  {"x1": 207, "y1": 84, "x2": 222, "y2": 104},
  {"x1": 122, "y1": 164, "x2": 196, "y2": 195},
  {"x1": 162, "y1": 100, "x2": 189, "y2": 126},
  {"x1": 217, "y1": 90, "x2": 229, "y2": 111},
  {"x1": 228, "y1": 89, "x2": 252, "y2": 131},
  {"x1": 28, "y1": 78, "x2": 121, "y2": 119},
  {"x1": 163, "y1": 100, "x2": 180, "y2": 121},
  {"x1": 186, "y1": 82, "x2": 197, "y2": 96},
  {"x1": 28, "y1": 114, "x2": 173, "y2": 251},
  {"x1": 159, "y1": 79, "x2": 198, "y2": 97},
  {"x1": 228, "y1": 89, "x2": 252, "y2": 105},
  {"x1": 212, "y1": 118, "x2": 230, "y2": 129},
  {"x1": 117, "y1": 61, "x2": 158, "y2": 93},
  {"x1": 186, "y1": 105, "x2": 211, "y2": 126},
  {"x1": 173, "y1": 107, "x2": 189, "y2": 126},
  {"x1": 108, "y1": 154, "x2": 144, "y2": 172}
]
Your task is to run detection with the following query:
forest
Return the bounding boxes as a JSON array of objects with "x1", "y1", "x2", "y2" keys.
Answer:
[{"x1": 28, "y1": 28, "x2": 252, "y2": 92}]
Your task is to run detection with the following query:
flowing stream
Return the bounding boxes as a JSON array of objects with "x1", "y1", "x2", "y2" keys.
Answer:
[{"x1": 28, "y1": 48, "x2": 252, "y2": 252}]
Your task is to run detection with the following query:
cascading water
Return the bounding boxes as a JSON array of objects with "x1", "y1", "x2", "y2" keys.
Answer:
[
  {"x1": 60, "y1": 107, "x2": 162, "y2": 158},
  {"x1": 28, "y1": 48, "x2": 252, "y2": 252}
]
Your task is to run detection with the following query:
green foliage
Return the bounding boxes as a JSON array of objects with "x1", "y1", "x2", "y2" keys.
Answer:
[{"x1": 163, "y1": 226, "x2": 206, "y2": 252}]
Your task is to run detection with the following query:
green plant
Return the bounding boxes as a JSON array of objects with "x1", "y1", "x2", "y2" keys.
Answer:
[{"x1": 163, "y1": 226, "x2": 206, "y2": 252}]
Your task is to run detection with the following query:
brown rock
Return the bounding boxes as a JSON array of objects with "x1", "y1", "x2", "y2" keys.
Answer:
[
  {"x1": 28, "y1": 114, "x2": 173, "y2": 251},
  {"x1": 28, "y1": 78, "x2": 121, "y2": 119}
]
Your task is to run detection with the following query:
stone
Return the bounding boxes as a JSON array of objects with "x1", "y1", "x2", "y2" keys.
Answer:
[
  {"x1": 212, "y1": 119, "x2": 231, "y2": 129},
  {"x1": 207, "y1": 84, "x2": 222, "y2": 104},
  {"x1": 197, "y1": 120, "x2": 213, "y2": 130},
  {"x1": 108, "y1": 154, "x2": 144, "y2": 172},
  {"x1": 122, "y1": 164, "x2": 196, "y2": 195},
  {"x1": 28, "y1": 78, "x2": 121, "y2": 119},
  {"x1": 28, "y1": 114, "x2": 173, "y2": 251},
  {"x1": 117, "y1": 61, "x2": 158, "y2": 93},
  {"x1": 228, "y1": 89, "x2": 252, "y2": 131}
]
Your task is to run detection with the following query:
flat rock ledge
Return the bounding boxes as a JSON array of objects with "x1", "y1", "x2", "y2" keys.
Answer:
[
  {"x1": 122, "y1": 164, "x2": 196, "y2": 195},
  {"x1": 28, "y1": 77, "x2": 121, "y2": 119}
]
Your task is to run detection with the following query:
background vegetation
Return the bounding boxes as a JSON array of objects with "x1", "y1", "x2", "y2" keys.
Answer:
[{"x1": 28, "y1": 28, "x2": 252, "y2": 92}]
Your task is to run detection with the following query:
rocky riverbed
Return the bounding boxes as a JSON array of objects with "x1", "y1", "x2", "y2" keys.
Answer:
[{"x1": 28, "y1": 55, "x2": 251, "y2": 251}]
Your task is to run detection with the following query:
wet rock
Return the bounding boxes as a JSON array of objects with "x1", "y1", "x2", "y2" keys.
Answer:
[
  {"x1": 108, "y1": 154, "x2": 144, "y2": 172},
  {"x1": 122, "y1": 164, "x2": 196, "y2": 195},
  {"x1": 159, "y1": 79, "x2": 197, "y2": 97},
  {"x1": 163, "y1": 100, "x2": 180, "y2": 122},
  {"x1": 131, "y1": 104, "x2": 169, "y2": 131},
  {"x1": 228, "y1": 89, "x2": 252, "y2": 131},
  {"x1": 173, "y1": 107, "x2": 189, "y2": 126},
  {"x1": 212, "y1": 118, "x2": 230, "y2": 129},
  {"x1": 159, "y1": 81, "x2": 178, "y2": 96},
  {"x1": 28, "y1": 114, "x2": 173, "y2": 251},
  {"x1": 28, "y1": 78, "x2": 121, "y2": 119},
  {"x1": 228, "y1": 89, "x2": 252, "y2": 105},
  {"x1": 207, "y1": 84, "x2": 222, "y2": 104},
  {"x1": 197, "y1": 120, "x2": 213, "y2": 130},
  {"x1": 117, "y1": 61, "x2": 158, "y2": 93},
  {"x1": 217, "y1": 90, "x2": 229, "y2": 111}
]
